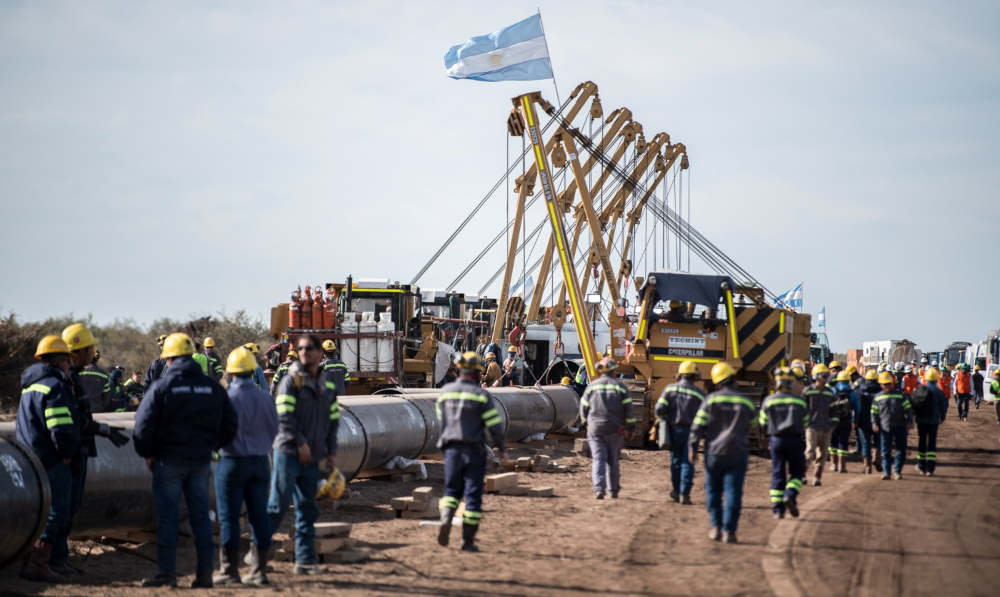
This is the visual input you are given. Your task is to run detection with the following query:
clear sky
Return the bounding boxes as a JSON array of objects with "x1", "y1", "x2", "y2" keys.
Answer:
[{"x1": 1, "y1": 1, "x2": 997, "y2": 352}]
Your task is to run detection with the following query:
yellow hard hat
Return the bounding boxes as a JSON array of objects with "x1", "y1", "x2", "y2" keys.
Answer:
[
  {"x1": 864, "y1": 370, "x2": 878, "y2": 381},
  {"x1": 877, "y1": 371, "x2": 895, "y2": 385},
  {"x1": 828, "y1": 361, "x2": 842, "y2": 370},
  {"x1": 457, "y1": 351, "x2": 485, "y2": 373},
  {"x1": 62, "y1": 323, "x2": 99, "y2": 352},
  {"x1": 924, "y1": 368, "x2": 941, "y2": 382},
  {"x1": 160, "y1": 333, "x2": 196, "y2": 359},
  {"x1": 156, "y1": 334, "x2": 168, "y2": 346},
  {"x1": 287, "y1": 348, "x2": 298, "y2": 360},
  {"x1": 711, "y1": 362, "x2": 737, "y2": 384},
  {"x1": 322, "y1": 339, "x2": 337, "y2": 353},
  {"x1": 812, "y1": 363, "x2": 830, "y2": 377},
  {"x1": 772, "y1": 366, "x2": 796, "y2": 383},
  {"x1": 677, "y1": 360, "x2": 698, "y2": 376},
  {"x1": 226, "y1": 347, "x2": 257, "y2": 374},
  {"x1": 974, "y1": 364, "x2": 980, "y2": 371},
  {"x1": 204, "y1": 337, "x2": 215, "y2": 348},
  {"x1": 836, "y1": 371, "x2": 851, "y2": 382},
  {"x1": 35, "y1": 335, "x2": 72, "y2": 359},
  {"x1": 993, "y1": 369, "x2": 1000, "y2": 378},
  {"x1": 560, "y1": 376, "x2": 571, "y2": 386},
  {"x1": 508, "y1": 345, "x2": 517, "y2": 353},
  {"x1": 844, "y1": 365, "x2": 858, "y2": 375},
  {"x1": 485, "y1": 352, "x2": 496, "y2": 360},
  {"x1": 595, "y1": 356, "x2": 619, "y2": 374},
  {"x1": 316, "y1": 469, "x2": 346, "y2": 500},
  {"x1": 790, "y1": 359, "x2": 806, "y2": 377},
  {"x1": 243, "y1": 342, "x2": 261, "y2": 355}
]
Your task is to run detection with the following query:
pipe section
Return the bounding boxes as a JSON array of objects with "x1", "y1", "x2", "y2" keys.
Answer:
[
  {"x1": 0, "y1": 437, "x2": 50, "y2": 570},
  {"x1": 0, "y1": 386, "x2": 578, "y2": 537}
]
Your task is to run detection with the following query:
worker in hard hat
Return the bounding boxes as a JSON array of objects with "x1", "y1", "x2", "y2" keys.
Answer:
[
  {"x1": 320, "y1": 340, "x2": 351, "y2": 397},
  {"x1": 203, "y1": 337, "x2": 224, "y2": 382},
  {"x1": 60, "y1": 323, "x2": 129, "y2": 575},
  {"x1": 15, "y1": 336, "x2": 81, "y2": 582},
  {"x1": 192, "y1": 342, "x2": 211, "y2": 376},
  {"x1": 954, "y1": 364, "x2": 972, "y2": 421},
  {"x1": 913, "y1": 367, "x2": 947, "y2": 476},
  {"x1": 268, "y1": 346, "x2": 298, "y2": 396},
  {"x1": 830, "y1": 371, "x2": 858, "y2": 474},
  {"x1": 482, "y1": 352, "x2": 503, "y2": 388},
  {"x1": 664, "y1": 300, "x2": 686, "y2": 322},
  {"x1": 689, "y1": 362, "x2": 757, "y2": 543},
  {"x1": 144, "y1": 335, "x2": 169, "y2": 387},
  {"x1": 214, "y1": 347, "x2": 279, "y2": 586},
  {"x1": 856, "y1": 370, "x2": 883, "y2": 474},
  {"x1": 268, "y1": 333, "x2": 340, "y2": 574},
  {"x1": 122, "y1": 370, "x2": 144, "y2": 410},
  {"x1": 828, "y1": 360, "x2": 843, "y2": 381},
  {"x1": 803, "y1": 363, "x2": 836, "y2": 486},
  {"x1": 990, "y1": 370, "x2": 1000, "y2": 422},
  {"x1": 243, "y1": 343, "x2": 269, "y2": 390},
  {"x1": 938, "y1": 365, "x2": 953, "y2": 406},
  {"x1": 436, "y1": 351, "x2": 509, "y2": 552},
  {"x1": 901, "y1": 365, "x2": 918, "y2": 396},
  {"x1": 77, "y1": 344, "x2": 109, "y2": 413},
  {"x1": 133, "y1": 333, "x2": 238, "y2": 587},
  {"x1": 581, "y1": 356, "x2": 636, "y2": 500},
  {"x1": 972, "y1": 364, "x2": 985, "y2": 408},
  {"x1": 760, "y1": 367, "x2": 808, "y2": 519},
  {"x1": 871, "y1": 370, "x2": 914, "y2": 480},
  {"x1": 106, "y1": 366, "x2": 128, "y2": 412},
  {"x1": 655, "y1": 360, "x2": 705, "y2": 505},
  {"x1": 501, "y1": 345, "x2": 520, "y2": 387},
  {"x1": 789, "y1": 359, "x2": 808, "y2": 395},
  {"x1": 575, "y1": 352, "x2": 602, "y2": 390}
]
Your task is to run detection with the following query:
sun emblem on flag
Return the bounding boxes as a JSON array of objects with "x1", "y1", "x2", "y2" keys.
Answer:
[{"x1": 489, "y1": 53, "x2": 504, "y2": 66}]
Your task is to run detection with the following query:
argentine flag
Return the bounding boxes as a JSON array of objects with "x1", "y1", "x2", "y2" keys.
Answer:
[
  {"x1": 445, "y1": 15, "x2": 553, "y2": 82},
  {"x1": 818, "y1": 307, "x2": 826, "y2": 327},
  {"x1": 773, "y1": 283, "x2": 803, "y2": 309}
]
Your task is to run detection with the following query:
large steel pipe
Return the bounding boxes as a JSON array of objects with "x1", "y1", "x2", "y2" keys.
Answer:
[
  {"x1": 0, "y1": 437, "x2": 50, "y2": 570},
  {"x1": 0, "y1": 385, "x2": 578, "y2": 537}
]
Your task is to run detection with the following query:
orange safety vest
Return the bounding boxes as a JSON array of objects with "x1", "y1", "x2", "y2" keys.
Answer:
[
  {"x1": 903, "y1": 374, "x2": 918, "y2": 395},
  {"x1": 955, "y1": 371, "x2": 971, "y2": 394},
  {"x1": 939, "y1": 375, "x2": 952, "y2": 400}
]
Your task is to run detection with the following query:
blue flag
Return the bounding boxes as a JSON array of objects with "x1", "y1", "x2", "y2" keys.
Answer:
[
  {"x1": 444, "y1": 15, "x2": 553, "y2": 82},
  {"x1": 773, "y1": 283, "x2": 803, "y2": 309},
  {"x1": 818, "y1": 307, "x2": 826, "y2": 328}
]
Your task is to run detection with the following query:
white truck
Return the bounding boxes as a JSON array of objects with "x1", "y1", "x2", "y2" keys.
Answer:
[{"x1": 862, "y1": 340, "x2": 921, "y2": 371}]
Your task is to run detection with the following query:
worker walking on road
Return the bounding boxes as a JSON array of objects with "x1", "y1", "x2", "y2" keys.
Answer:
[
  {"x1": 436, "y1": 351, "x2": 509, "y2": 552},
  {"x1": 972, "y1": 365, "x2": 985, "y2": 409},
  {"x1": 581, "y1": 357, "x2": 637, "y2": 500},
  {"x1": 912, "y1": 368, "x2": 948, "y2": 476},
  {"x1": 955, "y1": 364, "x2": 972, "y2": 420},
  {"x1": 213, "y1": 347, "x2": 279, "y2": 586},
  {"x1": 16, "y1": 336, "x2": 81, "y2": 582},
  {"x1": 872, "y1": 371, "x2": 914, "y2": 480},
  {"x1": 268, "y1": 334, "x2": 339, "y2": 574},
  {"x1": 655, "y1": 360, "x2": 705, "y2": 505},
  {"x1": 760, "y1": 367, "x2": 808, "y2": 519},
  {"x1": 990, "y1": 370, "x2": 1000, "y2": 423},
  {"x1": 133, "y1": 333, "x2": 238, "y2": 588},
  {"x1": 803, "y1": 363, "x2": 837, "y2": 486},
  {"x1": 690, "y1": 362, "x2": 757, "y2": 543},
  {"x1": 856, "y1": 370, "x2": 882, "y2": 474},
  {"x1": 269, "y1": 347, "x2": 297, "y2": 395},
  {"x1": 203, "y1": 337, "x2": 224, "y2": 382},
  {"x1": 320, "y1": 340, "x2": 351, "y2": 396},
  {"x1": 939, "y1": 365, "x2": 953, "y2": 405},
  {"x1": 830, "y1": 371, "x2": 857, "y2": 473}
]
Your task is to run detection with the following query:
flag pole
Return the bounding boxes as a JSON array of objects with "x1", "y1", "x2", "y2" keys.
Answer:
[{"x1": 537, "y1": 8, "x2": 562, "y2": 108}]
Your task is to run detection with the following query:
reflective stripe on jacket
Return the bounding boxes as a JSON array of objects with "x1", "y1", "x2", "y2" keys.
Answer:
[
  {"x1": 759, "y1": 391, "x2": 808, "y2": 436},
  {"x1": 655, "y1": 379, "x2": 705, "y2": 428},
  {"x1": 15, "y1": 363, "x2": 81, "y2": 468},
  {"x1": 580, "y1": 374, "x2": 635, "y2": 436},
  {"x1": 435, "y1": 379, "x2": 506, "y2": 451},
  {"x1": 689, "y1": 386, "x2": 757, "y2": 456}
]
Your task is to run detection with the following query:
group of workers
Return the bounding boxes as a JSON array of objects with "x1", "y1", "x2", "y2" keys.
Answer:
[
  {"x1": 16, "y1": 324, "x2": 349, "y2": 587},
  {"x1": 577, "y1": 354, "x2": 1000, "y2": 544}
]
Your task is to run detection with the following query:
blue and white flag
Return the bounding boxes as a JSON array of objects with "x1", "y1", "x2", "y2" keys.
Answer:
[
  {"x1": 773, "y1": 283, "x2": 803, "y2": 309},
  {"x1": 818, "y1": 307, "x2": 826, "y2": 327},
  {"x1": 510, "y1": 276, "x2": 534, "y2": 302},
  {"x1": 444, "y1": 15, "x2": 553, "y2": 82}
]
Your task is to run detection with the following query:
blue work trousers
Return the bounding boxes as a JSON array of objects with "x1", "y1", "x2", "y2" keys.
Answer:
[
  {"x1": 443, "y1": 443, "x2": 487, "y2": 527},
  {"x1": 855, "y1": 426, "x2": 872, "y2": 459},
  {"x1": 152, "y1": 461, "x2": 214, "y2": 577},
  {"x1": 831, "y1": 422, "x2": 852, "y2": 457},
  {"x1": 704, "y1": 453, "x2": 748, "y2": 534},
  {"x1": 41, "y1": 462, "x2": 73, "y2": 558},
  {"x1": 916, "y1": 423, "x2": 939, "y2": 474},
  {"x1": 769, "y1": 436, "x2": 805, "y2": 515},
  {"x1": 669, "y1": 426, "x2": 694, "y2": 496},
  {"x1": 957, "y1": 394, "x2": 971, "y2": 418},
  {"x1": 267, "y1": 451, "x2": 320, "y2": 565},
  {"x1": 50, "y1": 454, "x2": 86, "y2": 566},
  {"x1": 216, "y1": 455, "x2": 272, "y2": 552},
  {"x1": 879, "y1": 426, "x2": 908, "y2": 475},
  {"x1": 588, "y1": 432, "x2": 625, "y2": 495}
]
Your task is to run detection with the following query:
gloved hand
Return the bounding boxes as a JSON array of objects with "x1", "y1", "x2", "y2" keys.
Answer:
[{"x1": 97, "y1": 424, "x2": 130, "y2": 447}]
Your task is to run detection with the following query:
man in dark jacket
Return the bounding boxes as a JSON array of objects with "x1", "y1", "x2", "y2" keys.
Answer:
[
  {"x1": 320, "y1": 340, "x2": 351, "y2": 396},
  {"x1": 436, "y1": 351, "x2": 508, "y2": 552},
  {"x1": 690, "y1": 362, "x2": 757, "y2": 544},
  {"x1": 15, "y1": 336, "x2": 81, "y2": 582},
  {"x1": 267, "y1": 334, "x2": 338, "y2": 574},
  {"x1": 855, "y1": 370, "x2": 882, "y2": 474},
  {"x1": 914, "y1": 368, "x2": 948, "y2": 476},
  {"x1": 203, "y1": 337, "x2": 224, "y2": 382},
  {"x1": 581, "y1": 357, "x2": 636, "y2": 500},
  {"x1": 269, "y1": 348, "x2": 297, "y2": 396},
  {"x1": 759, "y1": 367, "x2": 809, "y2": 519},
  {"x1": 133, "y1": 333, "x2": 238, "y2": 588},
  {"x1": 655, "y1": 360, "x2": 705, "y2": 505},
  {"x1": 871, "y1": 371, "x2": 914, "y2": 480},
  {"x1": 143, "y1": 335, "x2": 169, "y2": 387},
  {"x1": 972, "y1": 365, "x2": 985, "y2": 409},
  {"x1": 803, "y1": 363, "x2": 836, "y2": 486},
  {"x1": 80, "y1": 349, "x2": 109, "y2": 412}
]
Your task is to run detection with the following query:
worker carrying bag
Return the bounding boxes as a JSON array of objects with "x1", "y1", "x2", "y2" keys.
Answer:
[{"x1": 910, "y1": 385, "x2": 935, "y2": 419}]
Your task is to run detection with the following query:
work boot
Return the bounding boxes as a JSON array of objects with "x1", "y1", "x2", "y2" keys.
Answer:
[
  {"x1": 812, "y1": 467, "x2": 823, "y2": 487},
  {"x1": 681, "y1": 495, "x2": 693, "y2": 505},
  {"x1": 595, "y1": 492, "x2": 605, "y2": 500},
  {"x1": 839, "y1": 460, "x2": 848, "y2": 474},
  {"x1": 873, "y1": 458, "x2": 883, "y2": 473},
  {"x1": 863, "y1": 456, "x2": 872, "y2": 475},
  {"x1": 213, "y1": 546, "x2": 241, "y2": 585},
  {"x1": 893, "y1": 473, "x2": 903, "y2": 481},
  {"x1": 244, "y1": 547, "x2": 273, "y2": 572},
  {"x1": 293, "y1": 563, "x2": 326, "y2": 575},
  {"x1": 610, "y1": 491, "x2": 619, "y2": 499},
  {"x1": 915, "y1": 463, "x2": 925, "y2": 476},
  {"x1": 773, "y1": 511, "x2": 785, "y2": 520},
  {"x1": 141, "y1": 573, "x2": 178, "y2": 587},
  {"x1": 722, "y1": 532, "x2": 738, "y2": 544},
  {"x1": 669, "y1": 490, "x2": 680, "y2": 503},
  {"x1": 191, "y1": 573, "x2": 214, "y2": 589},
  {"x1": 438, "y1": 506, "x2": 456, "y2": 547},
  {"x1": 460, "y1": 523, "x2": 479, "y2": 553},
  {"x1": 880, "y1": 473, "x2": 890, "y2": 480},
  {"x1": 49, "y1": 560, "x2": 84, "y2": 576},
  {"x1": 708, "y1": 528, "x2": 721, "y2": 541},
  {"x1": 784, "y1": 496, "x2": 799, "y2": 518},
  {"x1": 21, "y1": 541, "x2": 64, "y2": 583},
  {"x1": 241, "y1": 544, "x2": 270, "y2": 585}
]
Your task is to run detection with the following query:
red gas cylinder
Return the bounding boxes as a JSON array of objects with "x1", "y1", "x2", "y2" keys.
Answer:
[
  {"x1": 313, "y1": 286, "x2": 325, "y2": 329},
  {"x1": 324, "y1": 288, "x2": 337, "y2": 329},
  {"x1": 301, "y1": 286, "x2": 313, "y2": 329},
  {"x1": 289, "y1": 287, "x2": 302, "y2": 329}
]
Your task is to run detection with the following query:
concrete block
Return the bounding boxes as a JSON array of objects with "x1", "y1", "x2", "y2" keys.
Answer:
[
  {"x1": 408, "y1": 497, "x2": 438, "y2": 512},
  {"x1": 533, "y1": 455, "x2": 551, "y2": 470},
  {"x1": 315, "y1": 537, "x2": 358, "y2": 554},
  {"x1": 391, "y1": 496, "x2": 413, "y2": 511},
  {"x1": 498, "y1": 485, "x2": 530, "y2": 496},
  {"x1": 516, "y1": 457, "x2": 532, "y2": 470},
  {"x1": 574, "y1": 438, "x2": 591, "y2": 457},
  {"x1": 532, "y1": 448, "x2": 555, "y2": 457},
  {"x1": 411, "y1": 486, "x2": 434, "y2": 502},
  {"x1": 274, "y1": 549, "x2": 294, "y2": 562},
  {"x1": 401, "y1": 508, "x2": 439, "y2": 520},
  {"x1": 390, "y1": 473, "x2": 416, "y2": 483},
  {"x1": 319, "y1": 499, "x2": 340, "y2": 512},
  {"x1": 528, "y1": 487, "x2": 554, "y2": 497},
  {"x1": 485, "y1": 472, "x2": 520, "y2": 492},
  {"x1": 314, "y1": 522, "x2": 352, "y2": 538}
]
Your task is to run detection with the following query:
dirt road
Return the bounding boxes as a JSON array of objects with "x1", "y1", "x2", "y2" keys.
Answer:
[{"x1": 4, "y1": 404, "x2": 998, "y2": 597}]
